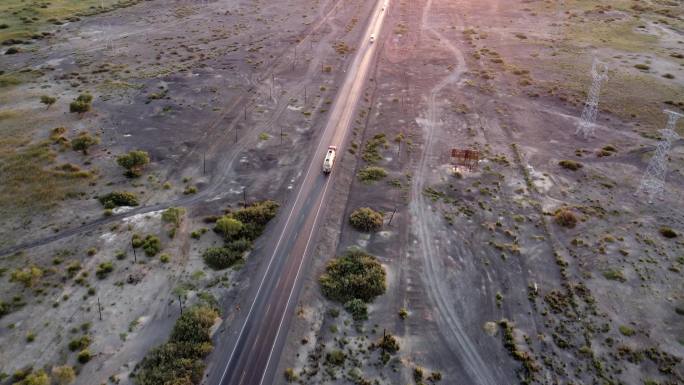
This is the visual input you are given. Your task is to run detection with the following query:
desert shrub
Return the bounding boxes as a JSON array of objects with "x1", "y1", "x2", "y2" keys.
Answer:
[
  {"x1": 214, "y1": 216, "x2": 244, "y2": 240},
  {"x1": 202, "y1": 247, "x2": 242, "y2": 270},
  {"x1": 133, "y1": 306, "x2": 218, "y2": 385},
  {"x1": 0, "y1": 301, "x2": 9, "y2": 318},
  {"x1": 554, "y1": 208, "x2": 577, "y2": 228},
  {"x1": 225, "y1": 238, "x2": 252, "y2": 253},
  {"x1": 132, "y1": 234, "x2": 144, "y2": 248},
  {"x1": 69, "y1": 93, "x2": 93, "y2": 115},
  {"x1": 77, "y1": 349, "x2": 91, "y2": 363},
  {"x1": 284, "y1": 368, "x2": 298, "y2": 382},
  {"x1": 51, "y1": 365, "x2": 75, "y2": 385},
  {"x1": 160, "y1": 254, "x2": 170, "y2": 263},
  {"x1": 117, "y1": 150, "x2": 150, "y2": 177},
  {"x1": 95, "y1": 262, "x2": 114, "y2": 279},
  {"x1": 357, "y1": 166, "x2": 387, "y2": 183},
  {"x1": 68, "y1": 335, "x2": 91, "y2": 351},
  {"x1": 232, "y1": 200, "x2": 279, "y2": 228},
  {"x1": 398, "y1": 307, "x2": 408, "y2": 319},
  {"x1": 319, "y1": 250, "x2": 386, "y2": 304},
  {"x1": 603, "y1": 269, "x2": 626, "y2": 282},
  {"x1": 10, "y1": 266, "x2": 43, "y2": 287},
  {"x1": 362, "y1": 133, "x2": 388, "y2": 163},
  {"x1": 325, "y1": 350, "x2": 346, "y2": 366},
  {"x1": 377, "y1": 333, "x2": 400, "y2": 353},
  {"x1": 141, "y1": 236, "x2": 161, "y2": 257},
  {"x1": 344, "y1": 298, "x2": 368, "y2": 321},
  {"x1": 558, "y1": 160, "x2": 583, "y2": 171},
  {"x1": 71, "y1": 132, "x2": 99, "y2": 154},
  {"x1": 349, "y1": 207, "x2": 383, "y2": 232},
  {"x1": 99, "y1": 191, "x2": 139, "y2": 209},
  {"x1": 413, "y1": 367, "x2": 424, "y2": 382},
  {"x1": 659, "y1": 227, "x2": 677, "y2": 238},
  {"x1": 21, "y1": 370, "x2": 49, "y2": 385},
  {"x1": 202, "y1": 201, "x2": 279, "y2": 269},
  {"x1": 428, "y1": 371, "x2": 443, "y2": 382},
  {"x1": 619, "y1": 325, "x2": 635, "y2": 336},
  {"x1": 162, "y1": 207, "x2": 186, "y2": 227},
  {"x1": 40, "y1": 95, "x2": 57, "y2": 109}
]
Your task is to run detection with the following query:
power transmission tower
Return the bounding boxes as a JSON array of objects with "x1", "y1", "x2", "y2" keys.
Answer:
[
  {"x1": 635, "y1": 110, "x2": 682, "y2": 203},
  {"x1": 575, "y1": 59, "x2": 608, "y2": 138}
]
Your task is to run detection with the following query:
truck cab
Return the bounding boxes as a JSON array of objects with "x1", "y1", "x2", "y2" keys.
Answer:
[{"x1": 322, "y1": 146, "x2": 337, "y2": 174}]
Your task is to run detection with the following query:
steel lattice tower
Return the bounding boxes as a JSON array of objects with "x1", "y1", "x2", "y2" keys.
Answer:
[
  {"x1": 635, "y1": 110, "x2": 682, "y2": 203},
  {"x1": 576, "y1": 59, "x2": 609, "y2": 138}
]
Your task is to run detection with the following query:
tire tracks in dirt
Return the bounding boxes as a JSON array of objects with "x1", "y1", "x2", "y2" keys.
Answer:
[{"x1": 408, "y1": 0, "x2": 500, "y2": 383}]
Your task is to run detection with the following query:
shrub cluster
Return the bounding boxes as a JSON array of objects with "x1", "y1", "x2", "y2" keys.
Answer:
[
  {"x1": 554, "y1": 208, "x2": 577, "y2": 228},
  {"x1": 71, "y1": 132, "x2": 99, "y2": 154},
  {"x1": 117, "y1": 150, "x2": 150, "y2": 177},
  {"x1": 357, "y1": 166, "x2": 387, "y2": 184},
  {"x1": 133, "y1": 306, "x2": 218, "y2": 385},
  {"x1": 99, "y1": 191, "x2": 139, "y2": 209},
  {"x1": 69, "y1": 93, "x2": 93, "y2": 115},
  {"x1": 132, "y1": 234, "x2": 161, "y2": 256},
  {"x1": 558, "y1": 160, "x2": 583, "y2": 171},
  {"x1": 320, "y1": 250, "x2": 386, "y2": 307},
  {"x1": 202, "y1": 201, "x2": 279, "y2": 270},
  {"x1": 349, "y1": 207, "x2": 383, "y2": 232}
]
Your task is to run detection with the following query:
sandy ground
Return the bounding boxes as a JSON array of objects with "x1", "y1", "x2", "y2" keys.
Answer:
[
  {"x1": 278, "y1": 0, "x2": 683, "y2": 384},
  {"x1": 1, "y1": 0, "x2": 683, "y2": 384}
]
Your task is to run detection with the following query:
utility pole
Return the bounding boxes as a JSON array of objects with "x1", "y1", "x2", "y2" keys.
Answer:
[
  {"x1": 203, "y1": 152, "x2": 206, "y2": 175},
  {"x1": 97, "y1": 297, "x2": 102, "y2": 321},
  {"x1": 178, "y1": 295, "x2": 183, "y2": 315},
  {"x1": 304, "y1": 87, "x2": 307, "y2": 105},
  {"x1": 131, "y1": 238, "x2": 137, "y2": 263},
  {"x1": 280, "y1": 126, "x2": 283, "y2": 145},
  {"x1": 388, "y1": 208, "x2": 397, "y2": 225}
]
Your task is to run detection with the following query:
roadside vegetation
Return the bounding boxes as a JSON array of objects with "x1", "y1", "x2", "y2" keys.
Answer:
[
  {"x1": 132, "y1": 305, "x2": 218, "y2": 385},
  {"x1": 202, "y1": 200, "x2": 279, "y2": 270},
  {"x1": 319, "y1": 250, "x2": 386, "y2": 320},
  {"x1": 349, "y1": 207, "x2": 383, "y2": 232}
]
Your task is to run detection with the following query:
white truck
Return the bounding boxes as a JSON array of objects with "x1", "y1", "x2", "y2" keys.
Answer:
[{"x1": 322, "y1": 145, "x2": 337, "y2": 174}]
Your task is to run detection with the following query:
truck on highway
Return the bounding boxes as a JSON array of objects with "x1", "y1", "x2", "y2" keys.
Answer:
[{"x1": 322, "y1": 146, "x2": 337, "y2": 174}]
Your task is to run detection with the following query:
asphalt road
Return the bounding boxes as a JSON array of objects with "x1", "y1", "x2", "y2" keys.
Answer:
[{"x1": 211, "y1": 1, "x2": 390, "y2": 384}]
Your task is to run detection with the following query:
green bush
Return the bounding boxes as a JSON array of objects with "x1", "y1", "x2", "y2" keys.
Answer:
[
  {"x1": 232, "y1": 200, "x2": 279, "y2": 228},
  {"x1": 10, "y1": 266, "x2": 43, "y2": 288},
  {"x1": 603, "y1": 269, "x2": 626, "y2": 282},
  {"x1": 98, "y1": 191, "x2": 139, "y2": 209},
  {"x1": 68, "y1": 335, "x2": 91, "y2": 351},
  {"x1": 284, "y1": 368, "x2": 298, "y2": 382},
  {"x1": 344, "y1": 299, "x2": 368, "y2": 321},
  {"x1": 319, "y1": 250, "x2": 386, "y2": 304},
  {"x1": 40, "y1": 95, "x2": 57, "y2": 109},
  {"x1": 133, "y1": 306, "x2": 218, "y2": 385},
  {"x1": 117, "y1": 150, "x2": 150, "y2": 177},
  {"x1": 20, "y1": 370, "x2": 49, "y2": 385},
  {"x1": 162, "y1": 207, "x2": 186, "y2": 227},
  {"x1": 51, "y1": 365, "x2": 75, "y2": 385},
  {"x1": 325, "y1": 350, "x2": 346, "y2": 366},
  {"x1": 558, "y1": 160, "x2": 583, "y2": 171},
  {"x1": 214, "y1": 216, "x2": 244, "y2": 240},
  {"x1": 202, "y1": 247, "x2": 242, "y2": 270},
  {"x1": 95, "y1": 262, "x2": 114, "y2": 279},
  {"x1": 357, "y1": 166, "x2": 387, "y2": 183},
  {"x1": 69, "y1": 94, "x2": 93, "y2": 115},
  {"x1": 71, "y1": 132, "x2": 99, "y2": 155},
  {"x1": 141, "y1": 236, "x2": 161, "y2": 257},
  {"x1": 659, "y1": 227, "x2": 678, "y2": 238},
  {"x1": 349, "y1": 207, "x2": 383, "y2": 232},
  {"x1": 377, "y1": 333, "x2": 400, "y2": 353},
  {"x1": 77, "y1": 349, "x2": 91, "y2": 363},
  {"x1": 619, "y1": 325, "x2": 635, "y2": 336}
]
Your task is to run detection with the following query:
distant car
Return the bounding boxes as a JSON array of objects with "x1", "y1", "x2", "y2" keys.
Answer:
[
  {"x1": 322, "y1": 146, "x2": 337, "y2": 174},
  {"x1": 370, "y1": 34, "x2": 375, "y2": 43}
]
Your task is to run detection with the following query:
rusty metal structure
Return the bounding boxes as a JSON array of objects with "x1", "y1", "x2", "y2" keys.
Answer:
[{"x1": 451, "y1": 148, "x2": 480, "y2": 171}]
